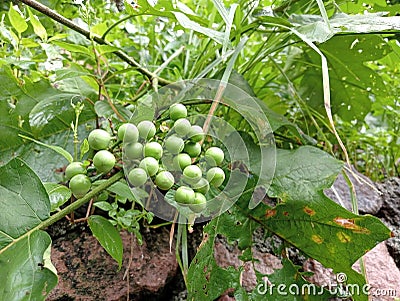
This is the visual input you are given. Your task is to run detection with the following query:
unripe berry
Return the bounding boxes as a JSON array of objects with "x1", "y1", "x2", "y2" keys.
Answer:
[
  {"x1": 69, "y1": 174, "x2": 91, "y2": 198},
  {"x1": 175, "y1": 186, "x2": 195, "y2": 204},
  {"x1": 174, "y1": 118, "x2": 191, "y2": 137},
  {"x1": 93, "y1": 150, "x2": 116, "y2": 174},
  {"x1": 88, "y1": 129, "x2": 111, "y2": 150},
  {"x1": 118, "y1": 123, "x2": 139, "y2": 143},
  {"x1": 143, "y1": 141, "x2": 163, "y2": 160},
  {"x1": 188, "y1": 125, "x2": 204, "y2": 142},
  {"x1": 65, "y1": 162, "x2": 86, "y2": 180},
  {"x1": 139, "y1": 157, "x2": 159, "y2": 176},
  {"x1": 137, "y1": 120, "x2": 156, "y2": 140},
  {"x1": 164, "y1": 135, "x2": 185, "y2": 154},
  {"x1": 206, "y1": 167, "x2": 225, "y2": 187},
  {"x1": 169, "y1": 103, "x2": 187, "y2": 120},
  {"x1": 128, "y1": 167, "x2": 148, "y2": 186},
  {"x1": 155, "y1": 171, "x2": 175, "y2": 190}
]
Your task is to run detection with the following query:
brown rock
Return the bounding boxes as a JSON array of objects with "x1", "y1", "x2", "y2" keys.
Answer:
[
  {"x1": 354, "y1": 242, "x2": 400, "y2": 301},
  {"x1": 48, "y1": 228, "x2": 178, "y2": 300},
  {"x1": 303, "y1": 242, "x2": 400, "y2": 301}
]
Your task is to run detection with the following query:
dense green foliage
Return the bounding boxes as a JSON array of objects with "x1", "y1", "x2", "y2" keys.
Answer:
[{"x1": 0, "y1": 0, "x2": 398, "y2": 300}]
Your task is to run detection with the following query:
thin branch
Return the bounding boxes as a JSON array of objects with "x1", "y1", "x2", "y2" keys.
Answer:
[{"x1": 18, "y1": 0, "x2": 173, "y2": 86}]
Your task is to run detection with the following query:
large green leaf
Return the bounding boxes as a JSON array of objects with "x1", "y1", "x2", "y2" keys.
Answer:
[
  {"x1": 300, "y1": 35, "x2": 391, "y2": 121},
  {"x1": 258, "y1": 194, "x2": 391, "y2": 294},
  {"x1": 0, "y1": 68, "x2": 96, "y2": 154},
  {"x1": 189, "y1": 146, "x2": 391, "y2": 301},
  {"x1": 0, "y1": 158, "x2": 50, "y2": 247},
  {"x1": 88, "y1": 215, "x2": 123, "y2": 268},
  {"x1": 187, "y1": 183, "x2": 334, "y2": 301},
  {"x1": 0, "y1": 158, "x2": 57, "y2": 300},
  {"x1": 0, "y1": 230, "x2": 58, "y2": 301},
  {"x1": 269, "y1": 146, "x2": 343, "y2": 199}
]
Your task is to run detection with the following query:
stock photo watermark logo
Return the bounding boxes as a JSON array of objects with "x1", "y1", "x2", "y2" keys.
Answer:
[
  {"x1": 121, "y1": 79, "x2": 276, "y2": 224},
  {"x1": 256, "y1": 272, "x2": 398, "y2": 298}
]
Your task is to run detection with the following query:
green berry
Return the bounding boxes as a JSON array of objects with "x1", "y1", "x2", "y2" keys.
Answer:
[
  {"x1": 124, "y1": 142, "x2": 143, "y2": 160},
  {"x1": 183, "y1": 165, "x2": 202, "y2": 185},
  {"x1": 205, "y1": 147, "x2": 225, "y2": 166},
  {"x1": 128, "y1": 167, "x2": 148, "y2": 186},
  {"x1": 93, "y1": 150, "x2": 116, "y2": 174},
  {"x1": 65, "y1": 162, "x2": 86, "y2": 180},
  {"x1": 139, "y1": 157, "x2": 159, "y2": 176},
  {"x1": 143, "y1": 141, "x2": 163, "y2": 160},
  {"x1": 155, "y1": 171, "x2": 175, "y2": 190},
  {"x1": 184, "y1": 142, "x2": 201, "y2": 158},
  {"x1": 173, "y1": 153, "x2": 192, "y2": 171},
  {"x1": 188, "y1": 125, "x2": 204, "y2": 142},
  {"x1": 175, "y1": 186, "x2": 195, "y2": 204},
  {"x1": 118, "y1": 123, "x2": 139, "y2": 143},
  {"x1": 174, "y1": 118, "x2": 191, "y2": 137},
  {"x1": 189, "y1": 192, "x2": 207, "y2": 213},
  {"x1": 165, "y1": 135, "x2": 185, "y2": 154},
  {"x1": 169, "y1": 103, "x2": 187, "y2": 120},
  {"x1": 137, "y1": 120, "x2": 156, "y2": 140},
  {"x1": 69, "y1": 174, "x2": 91, "y2": 198},
  {"x1": 206, "y1": 167, "x2": 225, "y2": 187},
  {"x1": 192, "y1": 178, "x2": 210, "y2": 195},
  {"x1": 88, "y1": 129, "x2": 111, "y2": 150}
]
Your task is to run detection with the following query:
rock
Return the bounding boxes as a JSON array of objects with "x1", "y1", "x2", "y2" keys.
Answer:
[
  {"x1": 48, "y1": 227, "x2": 178, "y2": 300},
  {"x1": 324, "y1": 166, "x2": 383, "y2": 215},
  {"x1": 376, "y1": 177, "x2": 400, "y2": 269},
  {"x1": 303, "y1": 243, "x2": 400, "y2": 301},
  {"x1": 354, "y1": 242, "x2": 400, "y2": 301}
]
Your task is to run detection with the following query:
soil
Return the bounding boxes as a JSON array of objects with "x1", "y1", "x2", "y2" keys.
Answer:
[{"x1": 46, "y1": 176, "x2": 400, "y2": 301}]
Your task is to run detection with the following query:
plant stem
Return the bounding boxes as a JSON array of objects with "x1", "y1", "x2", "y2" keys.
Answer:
[
  {"x1": 18, "y1": 0, "x2": 173, "y2": 86},
  {"x1": 0, "y1": 171, "x2": 124, "y2": 255}
]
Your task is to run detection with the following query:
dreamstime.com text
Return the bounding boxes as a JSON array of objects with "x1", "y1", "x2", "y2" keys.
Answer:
[{"x1": 256, "y1": 273, "x2": 397, "y2": 298}]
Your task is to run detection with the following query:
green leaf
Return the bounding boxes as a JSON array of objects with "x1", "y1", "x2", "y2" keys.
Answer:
[
  {"x1": 269, "y1": 146, "x2": 343, "y2": 199},
  {"x1": 0, "y1": 230, "x2": 58, "y2": 301},
  {"x1": 259, "y1": 194, "x2": 391, "y2": 301},
  {"x1": 28, "y1": 7, "x2": 47, "y2": 41},
  {"x1": 0, "y1": 158, "x2": 56, "y2": 300},
  {"x1": 0, "y1": 158, "x2": 50, "y2": 250},
  {"x1": 28, "y1": 92, "x2": 95, "y2": 137},
  {"x1": 8, "y1": 5, "x2": 28, "y2": 34},
  {"x1": 44, "y1": 183, "x2": 71, "y2": 211},
  {"x1": 52, "y1": 41, "x2": 93, "y2": 57},
  {"x1": 80, "y1": 138, "x2": 90, "y2": 160},
  {"x1": 291, "y1": 12, "x2": 400, "y2": 40},
  {"x1": 88, "y1": 215, "x2": 123, "y2": 268},
  {"x1": 300, "y1": 35, "x2": 391, "y2": 121},
  {"x1": 19, "y1": 134, "x2": 73, "y2": 163},
  {"x1": 94, "y1": 101, "x2": 132, "y2": 121},
  {"x1": 93, "y1": 201, "x2": 113, "y2": 211},
  {"x1": 172, "y1": 12, "x2": 225, "y2": 44}
]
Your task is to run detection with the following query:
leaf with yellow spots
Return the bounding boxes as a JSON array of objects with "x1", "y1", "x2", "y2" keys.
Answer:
[{"x1": 256, "y1": 192, "x2": 391, "y2": 301}]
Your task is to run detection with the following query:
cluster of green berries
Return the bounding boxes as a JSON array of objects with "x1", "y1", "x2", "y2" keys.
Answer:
[
  {"x1": 124, "y1": 103, "x2": 226, "y2": 214},
  {"x1": 66, "y1": 128, "x2": 116, "y2": 198}
]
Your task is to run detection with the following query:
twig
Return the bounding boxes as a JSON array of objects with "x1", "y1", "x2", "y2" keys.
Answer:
[
  {"x1": 123, "y1": 233, "x2": 136, "y2": 301},
  {"x1": 201, "y1": 83, "x2": 226, "y2": 140},
  {"x1": 18, "y1": 0, "x2": 173, "y2": 86}
]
